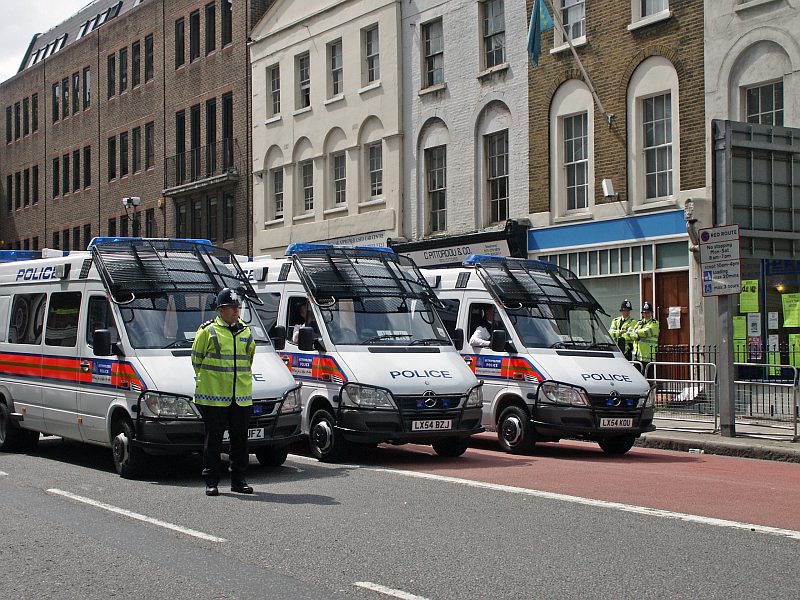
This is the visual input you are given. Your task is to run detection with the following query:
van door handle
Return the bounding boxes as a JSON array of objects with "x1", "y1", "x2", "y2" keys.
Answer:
[{"x1": 80, "y1": 361, "x2": 91, "y2": 372}]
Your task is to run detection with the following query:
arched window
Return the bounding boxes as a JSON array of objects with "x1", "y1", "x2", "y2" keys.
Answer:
[
  {"x1": 358, "y1": 117, "x2": 385, "y2": 203},
  {"x1": 728, "y1": 41, "x2": 790, "y2": 127},
  {"x1": 263, "y1": 145, "x2": 284, "y2": 222},
  {"x1": 417, "y1": 118, "x2": 449, "y2": 234},
  {"x1": 292, "y1": 137, "x2": 314, "y2": 216},
  {"x1": 323, "y1": 127, "x2": 349, "y2": 209},
  {"x1": 476, "y1": 101, "x2": 511, "y2": 227}
]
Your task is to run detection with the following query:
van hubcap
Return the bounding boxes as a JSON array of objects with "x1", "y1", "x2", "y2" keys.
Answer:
[
  {"x1": 501, "y1": 416, "x2": 523, "y2": 447},
  {"x1": 113, "y1": 432, "x2": 129, "y2": 465},
  {"x1": 312, "y1": 420, "x2": 333, "y2": 454}
]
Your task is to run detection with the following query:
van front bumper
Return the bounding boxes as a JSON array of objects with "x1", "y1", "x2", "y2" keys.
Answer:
[
  {"x1": 530, "y1": 404, "x2": 655, "y2": 441},
  {"x1": 335, "y1": 405, "x2": 484, "y2": 445}
]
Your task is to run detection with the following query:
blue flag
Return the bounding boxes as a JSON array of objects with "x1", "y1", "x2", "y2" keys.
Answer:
[{"x1": 527, "y1": 0, "x2": 555, "y2": 67}]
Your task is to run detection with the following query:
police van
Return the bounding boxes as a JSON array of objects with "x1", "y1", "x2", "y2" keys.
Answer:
[
  {"x1": 240, "y1": 244, "x2": 484, "y2": 461},
  {"x1": 423, "y1": 255, "x2": 655, "y2": 455},
  {"x1": 0, "y1": 238, "x2": 302, "y2": 478}
]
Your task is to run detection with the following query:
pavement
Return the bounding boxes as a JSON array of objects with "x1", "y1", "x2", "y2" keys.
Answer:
[{"x1": 638, "y1": 417, "x2": 800, "y2": 463}]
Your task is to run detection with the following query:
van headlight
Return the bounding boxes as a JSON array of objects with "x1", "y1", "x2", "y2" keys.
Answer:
[
  {"x1": 643, "y1": 385, "x2": 656, "y2": 408},
  {"x1": 538, "y1": 382, "x2": 590, "y2": 407},
  {"x1": 280, "y1": 385, "x2": 302, "y2": 413},
  {"x1": 465, "y1": 384, "x2": 483, "y2": 407},
  {"x1": 340, "y1": 384, "x2": 397, "y2": 410},
  {"x1": 140, "y1": 392, "x2": 200, "y2": 419}
]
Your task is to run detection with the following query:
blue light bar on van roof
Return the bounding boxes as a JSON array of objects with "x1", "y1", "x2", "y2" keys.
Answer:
[
  {"x1": 462, "y1": 254, "x2": 506, "y2": 266},
  {"x1": 0, "y1": 250, "x2": 42, "y2": 262},
  {"x1": 463, "y1": 254, "x2": 558, "y2": 272},
  {"x1": 285, "y1": 243, "x2": 394, "y2": 256},
  {"x1": 87, "y1": 237, "x2": 212, "y2": 250}
]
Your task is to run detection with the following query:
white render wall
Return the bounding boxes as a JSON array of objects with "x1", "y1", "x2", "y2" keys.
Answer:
[
  {"x1": 401, "y1": 0, "x2": 529, "y2": 241},
  {"x1": 250, "y1": 0, "x2": 403, "y2": 256}
]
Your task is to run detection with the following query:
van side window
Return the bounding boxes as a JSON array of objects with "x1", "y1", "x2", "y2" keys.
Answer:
[
  {"x1": 8, "y1": 293, "x2": 47, "y2": 345},
  {"x1": 45, "y1": 291, "x2": 81, "y2": 347},
  {"x1": 254, "y1": 292, "x2": 281, "y2": 337},
  {"x1": 86, "y1": 296, "x2": 119, "y2": 346},
  {"x1": 287, "y1": 296, "x2": 318, "y2": 343},
  {"x1": 435, "y1": 299, "x2": 460, "y2": 339}
]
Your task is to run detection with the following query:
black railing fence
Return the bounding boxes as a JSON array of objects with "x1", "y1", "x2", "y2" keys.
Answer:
[{"x1": 164, "y1": 138, "x2": 240, "y2": 190}]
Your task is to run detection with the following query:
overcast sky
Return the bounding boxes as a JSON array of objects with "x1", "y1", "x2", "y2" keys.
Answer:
[{"x1": 0, "y1": 0, "x2": 91, "y2": 83}]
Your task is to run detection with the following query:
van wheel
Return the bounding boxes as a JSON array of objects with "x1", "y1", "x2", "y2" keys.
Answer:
[
  {"x1": 111, "y1": 417, "x2": 146, "y2": 478},
  {"x1": 255, "y1": 446, "x2": 289, "y2": 467},
  {"x1": 309, "y1": 408, "x2": 345, "y2": 462},
  {"x1": 432, "y1": 438, "x2": 469, "y2": 458},
  {"x1": 0, "y1": 403, "x2": 22, "y2": 451},
  {"x1": 598, "y1": 435, "x2": 636, "y2": 455},
  {"x1": 497, "y1": 405, "x2": 536, "y2": 454}
]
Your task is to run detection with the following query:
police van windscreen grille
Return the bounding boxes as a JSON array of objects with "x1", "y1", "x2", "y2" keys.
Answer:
[
  {"x1": 292, "y1": 247, "x2": 434, "y2": 300},
  {"x1": 90, "y1": 239, "x2": 254, "y2": 305},
  {"x1": 477, "y1": 259, "x2": 600, "y2": 309}
]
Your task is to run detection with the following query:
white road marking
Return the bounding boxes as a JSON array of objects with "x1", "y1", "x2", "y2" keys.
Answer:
[
  {"x1": 0, "y1": 471, "x2": 7, "y2": 477},
  {"x1": 46, "y1": 489, "x2": 227, "y2": 543},
  {"x1": 353, "y1": 581, "x2": 431, "y2": 600},
  {"x1": 288, "y1": 454, "x2": 800, "y2": 541}
]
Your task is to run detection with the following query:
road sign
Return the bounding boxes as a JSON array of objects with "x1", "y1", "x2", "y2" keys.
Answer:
[{"x1": 699, "y1": 225, "x2": 741, "y2": 297}]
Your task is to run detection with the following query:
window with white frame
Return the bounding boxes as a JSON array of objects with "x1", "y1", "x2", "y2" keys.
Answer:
[
  {"x1": 745, "y1": 81, "x2": 783, "y2": 126},
  {"x1": 641, "y1": 0, "x2": 668, "y2": 17},
  {"x1": 296, "y1": 53, "x2": 310, "y2": 109},
  {"x1": 363, "y1": 26, "x2": 380, "y2": 84},
  {"x1": 426, "y1": 145, "x2": 447, "y2": 233},
  {"x1": 367, "y1": 142, "x2": 383, "y2": 199},
  {"x1": 486, "y1": 130, "x2": 509, "y2": 224},
  {"x1": 482, "y1": 0, "x2": 505, "y2": 69},
  {"x1": 328, "y1": 39, "x2": 343, "y2": 97},
  {"x1": 564, "y1": 112, "x2": 589, "y2": 212},
  {"x1": 422, "y1": 19, "x2": 444, "y2": 88},
  {"x1": 332, "y1": 152, "x2": 346, "y2": 205},
  {"x1": 272, "y1": 167, "x2": 284, "y2": 218},
  {"x1": 560, "y1": 0, "x2": 585, "y2": 42},
  {"x1": 301, "y1": 160, "x2": 314, "y2": 212},
  {"x1": 642, "y1": 93, "x2": 673, "y2": 200},
  {"x1": 268, "y1": 65, "x2": 280, "y2": 117}
]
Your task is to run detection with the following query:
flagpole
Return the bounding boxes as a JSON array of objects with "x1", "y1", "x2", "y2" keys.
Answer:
[{"x1": 542, "y1": 0, "x2": 613, "y2": 125}]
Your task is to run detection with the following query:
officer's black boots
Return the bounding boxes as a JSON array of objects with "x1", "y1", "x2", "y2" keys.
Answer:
[
  {"x1": 205, "y1": 484, "x2": 220, "y2": 496},
  {"x1": 231, "y1": 481, "x2": 253, "y2": 494}
]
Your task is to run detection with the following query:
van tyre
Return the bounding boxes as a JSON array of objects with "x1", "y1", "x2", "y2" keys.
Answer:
[
  {"x1": 0, "y1": 402, "x2": 22, "y2": 451},
  {"x1": 497, "y1": 405, "x2": 536, "y2": 454},
  {"x1": 309, "y1": 408, "x2": 346, "y2": 462},
  {"x1": 112, "y1": 417, "x2": 146, "y2": 478},
  {"x1": 255, "y1": 445, "x2": 289, "y2": 467},
  {"x1": 598, "y1": 435, "x2": 636, "y2": 455},
  {"x1": 432, "y1": 438, "x2": 469, "y2": 457}
]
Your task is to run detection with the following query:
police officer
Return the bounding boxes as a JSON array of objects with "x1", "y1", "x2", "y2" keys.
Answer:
[
  {"x1": 469, "y1": 304, "x2": 496, "y2": 348},
  {"x1": 192, "y1": 288, "x2": 256, "y2": 496},
  {"x1": 609, "y1": 299, "x2": 635, "y2": 360},
  {"x1": 625, "y1": 301, "x2": 660, "y2": 373}
]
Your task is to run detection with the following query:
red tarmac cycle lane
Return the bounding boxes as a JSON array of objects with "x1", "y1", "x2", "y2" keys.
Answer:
[{"x1": 357, "y1": 434, "x2": 800, "y2": 532}]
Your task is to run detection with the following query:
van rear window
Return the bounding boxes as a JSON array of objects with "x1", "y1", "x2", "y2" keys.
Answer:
[{"x1": 45, "y1": 291, "x2": 81, "y2": 347}]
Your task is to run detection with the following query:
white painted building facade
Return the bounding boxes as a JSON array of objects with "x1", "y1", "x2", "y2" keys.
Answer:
[
  {"x1": 400, "y1": 0, "x2": 529, "y2": 242},
  {"x1": 249, "y1": 0, "x2": 403, "y2": 256}
]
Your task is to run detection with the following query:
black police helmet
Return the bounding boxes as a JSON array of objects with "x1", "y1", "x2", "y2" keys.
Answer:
[
  {"x1": 642, "y1": 301, "x2": 653, "y2": 313},
  {"x1": 620, "y1": 299, "x2": 632, "y2": 311},
  {"x1": 215, "y1": 287, "x2": 242, "y2": 309}
]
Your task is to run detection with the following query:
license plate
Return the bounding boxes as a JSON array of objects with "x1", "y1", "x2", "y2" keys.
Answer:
[
  {"x1": 600, "y1": 418, "x2": 633, "y2": 428},
  {"x1": 412, "y1": 419, "x2": 452, "y2": 431},
  {"x1": 222, "y1": 428, "x2": 265, "y2": 442}
]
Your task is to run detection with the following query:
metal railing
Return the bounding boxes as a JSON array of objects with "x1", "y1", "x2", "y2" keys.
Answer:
[
  {"x1": 164, "y1": 138, "x2": 240, "y2": 190},
  {"x1": 644, "y1": 361, "x2": 719, "y2": 432},
  {"x1": 734, "y1": 362, "x2": 799, "y2": 440}
]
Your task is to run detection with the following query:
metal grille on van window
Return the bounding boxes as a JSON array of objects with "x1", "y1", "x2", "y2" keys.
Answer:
[
  {"x1": 79, "y1": 259, "x2": 92, "y2": 279},
  {"x1": 456, "y1": 272, "x2": 470, "y2": 288},
  {"x1": 278, "y1": 263, "x2": 291, "y2": 281}
]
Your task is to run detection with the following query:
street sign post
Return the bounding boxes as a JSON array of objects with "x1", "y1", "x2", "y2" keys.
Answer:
[{"x1": 699, "y1": 225, "x2": 741, "y2": 297}]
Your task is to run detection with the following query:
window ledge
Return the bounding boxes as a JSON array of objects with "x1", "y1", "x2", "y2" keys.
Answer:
[
  {"x1": 628, "y1": 10, "x2": 673, "y2": 31},
  {"x1": 550, "y1": 36, "x2": 587, "y2": 56},
  {"x1": 324, "y1": 205, "x2": 348, "y2": 216},
  {"x1": 419, "y1": 82, "x2": 447, "y2": 97},
  {"x1": 632, "y1": 197, "x2": 678, "y2": 213},
  {"x1": 360, "y1": 197, "x2": 385, "y2": 207},
  {"x1": 264, "y1": 114, "x2": 282, "y2": 125},
  {"x1": 358, "y1": 81, "x2": 381, "y2": 95},
  {"x1": 293, "y1": 212, "x2": 315, "y2": 222},
  {"x1": 264, "y1": 217, "x2": 283, "y2": 227},
  {"x1": 324, "y1": 94, "x2": 345, "y2": 106},
  {"x1": 735, "y1": 0, "x2": 781, "y2": 13},
  {"x1": 477, "y1": 62, "x2": 509, "y2": 81},
  {"x1": 553, "y1": 211, "x2": 593, "y2": 224},
  {"x1": 292, "y1": 106, "x2": 312, "y2": 117}
]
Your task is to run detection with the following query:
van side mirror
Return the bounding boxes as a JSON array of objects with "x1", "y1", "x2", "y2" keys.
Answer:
[
  {"x1": 93, "y1": 329, "x2": 113, "y2": 356},
  {"x1": 491, "y1": 329, "x2": 516, "y2": 354},
  {"x1": 451, "y1": 328, "x2": 464, "y2": 350},
  {"x1": 271, "y1": 326, "x2": 286, "y2": 351},
  {"x1": 297, "y1": 326, "x2": 316, "y2": 352}
]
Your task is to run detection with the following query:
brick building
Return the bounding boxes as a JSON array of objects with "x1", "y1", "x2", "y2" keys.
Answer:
[
  {"x1": 525, "y1": 0, "x2": 708, "y2": 347},
  {"x1": 1, "y1": 0, "x2": 271, "y2": 256}
]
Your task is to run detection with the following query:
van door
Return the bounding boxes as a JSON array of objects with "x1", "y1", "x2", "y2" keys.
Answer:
[
  {"x1": 464, "y1": 298, "x2": 509, "y2": 423},
  {"x1": 78, "y1": 294, "x2": 121, "y2": 443},
  {"x1": 40, "y1": 288, "x2": 83, "y2": 440}
]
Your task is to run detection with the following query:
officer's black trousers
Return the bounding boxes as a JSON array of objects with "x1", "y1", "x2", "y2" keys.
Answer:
[{"x1": 197, "y1": 403, "x2": 252, "y2": 486}]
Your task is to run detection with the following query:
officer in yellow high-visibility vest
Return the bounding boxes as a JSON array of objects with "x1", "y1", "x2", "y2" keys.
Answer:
[
  {"x1": 625, "y1": 301, "x2": 660, "y2": 373},
  {"x1": 608, "y1": 299, "x2": 635, "y2": 361},
  {"x1": 192, "y1": 287, "x2": 256, "y2": 497}
]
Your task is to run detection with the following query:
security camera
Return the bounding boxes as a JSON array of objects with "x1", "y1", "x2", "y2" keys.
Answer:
[
  {"x1": 601, "y1": 179, "x2": 616, "y2": 198},
  {"x1": 122, "y1": 196, "x2": 141, "y2": 208}
]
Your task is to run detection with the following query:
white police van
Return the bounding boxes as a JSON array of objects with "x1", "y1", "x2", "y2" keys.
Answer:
[
  {"x1": 0, "y1": 238, "x2": 302, "y2": 478},
  {"x1": 240, "y1": 244, "x2": 484, "y2": 461},
  {"x1": 424, "y1": 255, "x2": 655, "y2": 455}
]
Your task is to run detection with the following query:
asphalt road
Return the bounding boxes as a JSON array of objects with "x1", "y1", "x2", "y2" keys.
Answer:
[{"x1": 1, "y1": 436, "x2": 799, "y2": 600}]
